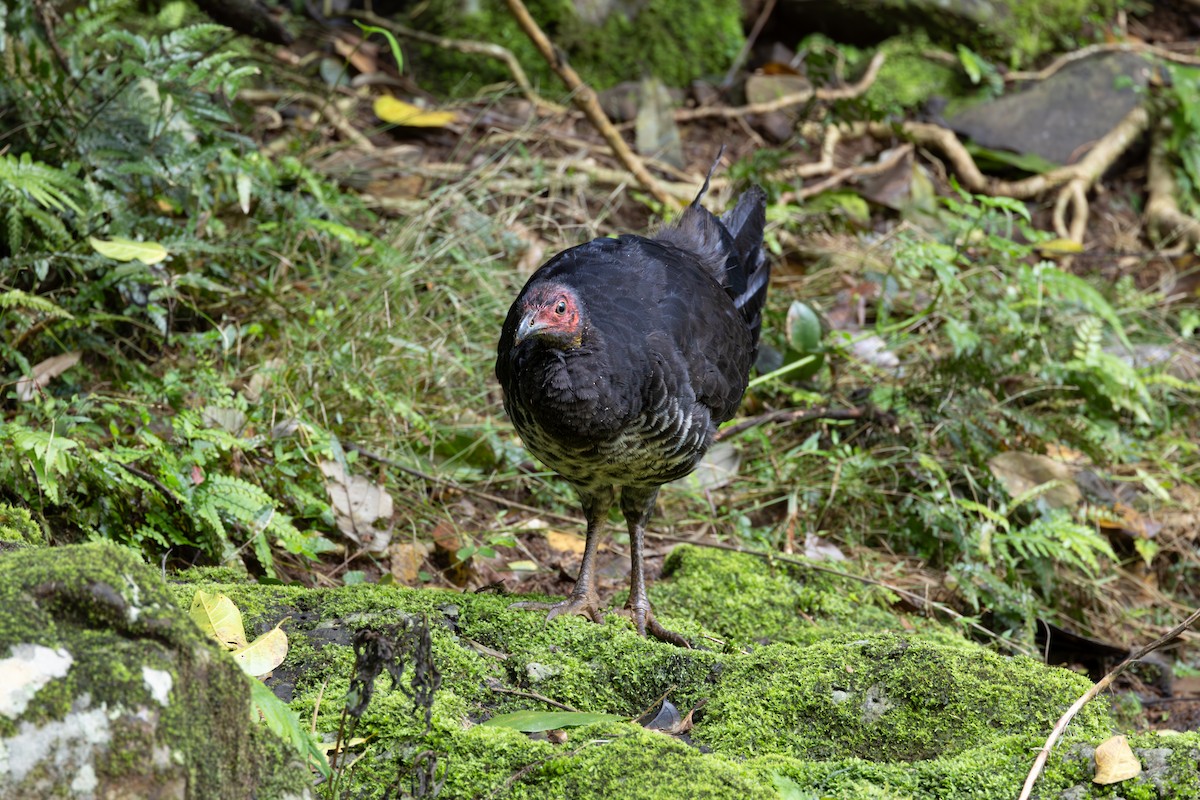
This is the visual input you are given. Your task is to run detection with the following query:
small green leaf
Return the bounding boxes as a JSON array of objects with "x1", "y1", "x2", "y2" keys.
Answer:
[
  {"x1": 89, "y1": 236, "x2": 169, "y2": 265},
  {"x1": 354, "y1": 21, "x2": 404, "y2": 72},
  {"x1": 250, "y1": 681, "x2": 331, "y2": 778},
  {"x1": 787, "y1": 301, "x2": 823, "y2": 353},
  {"x1": 956, "y1": 45, "x2": 983, "y2": 85},
  {"x1": 482, "y1": 710, "x2": 627, "y2": 732}
]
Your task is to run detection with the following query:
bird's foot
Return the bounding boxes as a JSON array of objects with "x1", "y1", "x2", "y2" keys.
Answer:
[
  {"x1": 620, "y1": 605, "x2": 692, "y2": 649},
  {"x1": 509, "y1": 590, "x2": 605, "y2": 625}
]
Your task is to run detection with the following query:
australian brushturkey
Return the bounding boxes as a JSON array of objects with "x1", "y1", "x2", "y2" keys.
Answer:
[{"x1": 495, "y1": 176, "x2": 769, "y2": 646}]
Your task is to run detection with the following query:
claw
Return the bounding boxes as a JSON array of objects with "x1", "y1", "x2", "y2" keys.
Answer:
[
  {"x1": 509, "y1": 591, "x2": 604, "y2": 625},
  {"x1": 616, "y1": 605, "x2": 692, "y2": 648}
]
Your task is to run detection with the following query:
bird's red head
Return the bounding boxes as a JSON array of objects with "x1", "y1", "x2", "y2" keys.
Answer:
[{"x1": 514, "y1": 285, "x2": 583, "y2": 347}]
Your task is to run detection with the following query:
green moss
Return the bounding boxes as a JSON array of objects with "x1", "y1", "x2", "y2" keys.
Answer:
[
  {"x1": 861, "y1": 37, "x2": 965, "y2": 114},
  {"x1": 0, "y1": 502, "x2": 44, "y2": 546},
  {"x1": 848, "y1": 0, "x2": 1118, "y2": 67},
  {"x1": 652, "y1": 544, "x2": 962, "y2": 647},
  {"x1": 408, "y1": 0, "x2": 744, "y2": 96},
  {"x1": 16, "y1": 543, "x2": 1199, "y2": 798},
  {"x1": 697, "y1": 636, "x2": 1110, "y2": 761},
  {"x1": 0, "y1": 542, "x2": 312, "y2": 797}
]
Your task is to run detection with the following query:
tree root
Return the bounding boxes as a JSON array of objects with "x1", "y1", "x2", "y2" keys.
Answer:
[{"x1": 1146, "y1": 120, "x2": 1200, "y2": 250}]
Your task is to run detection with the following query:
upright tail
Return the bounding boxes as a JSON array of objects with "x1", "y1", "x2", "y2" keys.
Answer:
[
  {"x1": 722, "y1": 186, "x2": 769, "y2": 351},
  {"x1": 653, "y1": 158, "x2": 770, "y2": 351}
]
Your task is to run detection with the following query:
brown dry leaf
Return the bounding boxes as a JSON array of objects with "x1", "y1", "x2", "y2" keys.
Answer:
[
  {"x1": 319, "y1": 460, "x2": 394, "y2": 552},
  {"x1": 332, "y1": 33, "x2": 378, "y2": 76},
  {"x1": 545, "y1": 530, "x2": 587, "y2": 556},
  {"x1": 987, "y1": 451, "x2": 1081, "y2": 509},
  {"x1": 374, "y1": 96, "x2": 456, "y2": 127},
  {"x1": 1093, "y1": 734, "x2": 1141, "y2": 784},
  {"x1": 389, "y1": 541, "x2": 430, "y2": 583},
  {"x1": 1044, "y1": 443, "x2": 1088, "y2": 463},
  {"x1": 17, "y1": 352, "x2": 82, "y2": 402}
]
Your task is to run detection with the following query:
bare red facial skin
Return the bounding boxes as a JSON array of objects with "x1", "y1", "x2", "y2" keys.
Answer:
[{"x1": 516, "y1": 286, "x2": 583, "y2": 346}]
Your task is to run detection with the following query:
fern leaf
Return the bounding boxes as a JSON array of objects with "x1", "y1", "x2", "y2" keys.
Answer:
[{"x1": 1037, "y1": 263, "x2": 1132, "y2": 349}]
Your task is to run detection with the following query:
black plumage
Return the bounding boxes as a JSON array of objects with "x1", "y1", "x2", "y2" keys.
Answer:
[{"x1": 495, "y1": 179, "x2": 769, "y2": 645}]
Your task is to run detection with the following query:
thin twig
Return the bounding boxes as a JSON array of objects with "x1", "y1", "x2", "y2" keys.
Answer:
[
  {"x1": 790, "y1": 143, "x2": 913, "y2": 201},
  {"x1": 1016, "y1": 604, "x2": 1200, "y2": 800},
  {"x1": 345, "y1": 441, "x2": 581, "y2": 527},
  {"x1": 501, "y1": 0, "x2": 681, "y2": 209},
  {"x1": 342, "y1": 10, "x2": 566, "y2": 114},
  {"x1": 1006, "y1": 40, "x2": 1200, "y2": 83},
  {"x1": 489, "y1": 685, "x2": 580, "y2": 712},
  {"x1": 238, "y1": 88, "x2": 376, "y2": 151},
  {"x1": 721, "y1": 0, "x2": 777, "y2": 89},
  {"x1": 715, "y1": 405, "x2": 871, "y2": 441},
  {"x1": 677, "y1": 52, "x2": 886, "y2": 122}
]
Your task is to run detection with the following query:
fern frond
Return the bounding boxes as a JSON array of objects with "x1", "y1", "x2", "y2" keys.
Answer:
[
  {"x1": 1035, "y1": 263, "x2": 1132, "y2": 349},
  {"x1": 0, "y1": 289, "x2": 74, "y2": 319}
]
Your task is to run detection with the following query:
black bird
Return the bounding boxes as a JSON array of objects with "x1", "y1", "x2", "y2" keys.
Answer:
[{"x1": 495, "y1": 175, "x2": 769, "y2": 645}]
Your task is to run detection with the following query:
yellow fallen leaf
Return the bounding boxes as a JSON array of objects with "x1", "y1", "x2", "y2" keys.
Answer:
[
  {"x1": 1037, "y1": 238, "x2": 1085, "y2": 256},
  {"x1": 506, "y1": 559, "x2": 539, "y2": 572},
  {"x1": 190, "y1": 590, "x2": 248, "y2": 649},
  {"x1": 1093, "y1": 734, "x2": 1141, "y2": 784},
  {"x1": 231, "y1": 623, "x2": 289, "y2": 678},
  {"x1": 374, "y1": 95, "x2": 456, "y2": 127},
  {"x1": 546, "y1": 530, "x2": 587, "y2": 556}
]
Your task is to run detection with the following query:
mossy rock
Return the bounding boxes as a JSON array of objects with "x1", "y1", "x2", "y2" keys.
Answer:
[
  {"x1": 0, "y1": 542, "x2": 312, "y2": 799},
  {"x1": 405, "y1": 0, "x2": 745, "y2": 96},
  {"x1": 831, "y1": 0, "x2": 1117, "y2": 68},
  {"x1": 7, "y1": 541, "x2": 1200, "y2": 798}
]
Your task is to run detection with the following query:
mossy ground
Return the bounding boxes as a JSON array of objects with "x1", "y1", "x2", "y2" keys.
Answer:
[{"x1": 150, "y1": 543, "x2": 1200, "y2": 800}]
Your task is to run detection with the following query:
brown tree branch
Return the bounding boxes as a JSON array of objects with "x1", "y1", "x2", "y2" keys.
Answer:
[{"x1": 501, "y1": 0, "x2": 681, "y2": 210}]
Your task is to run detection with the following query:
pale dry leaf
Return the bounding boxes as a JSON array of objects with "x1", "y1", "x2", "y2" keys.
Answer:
[
  {"x1": 674, "y1": 441, "x2": 740, "y2": 492},
  {"x1": 319, "y1": 460, "x2": 394, "y2": 552},
  {"x1": 332, "y1": 32, "x2": 378, "y2": 75},
  {"x1": 1093, "y1": 734, "x2": 1141, "y2": 784},
  {"x1": 988, "y1": 451, "x2": 1082, "y2": 509},
  {"x1": 231, "y1": 624, "x2": 289, "y2": 678},
  {"x1": 17, "y1": 352, "x2": 82, "y2": 402},
  {"x1": 189, "y1": 590, "x2": 248, "y2": 650}
]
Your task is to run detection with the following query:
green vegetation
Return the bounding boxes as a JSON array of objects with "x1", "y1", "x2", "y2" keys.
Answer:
[
  {"x1": 409, "y1": 0, "x2": 744, "y2": 95},
  {"x1": 3, "y1": 0, "x2": 1200, "y2": 796}
]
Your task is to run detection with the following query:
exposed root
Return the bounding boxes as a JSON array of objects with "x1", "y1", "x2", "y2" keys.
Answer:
[{"x1": 1145, "y1": 119, "x2": 1200, "y2": 250}]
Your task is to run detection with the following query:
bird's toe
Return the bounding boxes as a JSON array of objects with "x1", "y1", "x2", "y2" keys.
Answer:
[{"x1": 509, "y1": 592, "x2": 604, "y2": 625}]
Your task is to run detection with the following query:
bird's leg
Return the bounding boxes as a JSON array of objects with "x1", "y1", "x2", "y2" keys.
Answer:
[
  {"x1": 620, "y1": 487, "x2": 691, "y2": 648},
  {"x1": 509, "y1": 486, "x2": 613, "y2": 625}
]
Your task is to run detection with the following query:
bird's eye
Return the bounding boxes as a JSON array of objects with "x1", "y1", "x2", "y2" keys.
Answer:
[{"x1": 554, "y1": 300, "x2": 568, "y2": 315}]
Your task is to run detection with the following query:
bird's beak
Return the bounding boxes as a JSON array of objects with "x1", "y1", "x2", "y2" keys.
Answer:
[{"x1": 515, "y1": 311, "x2": 548, "y2": 345}]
